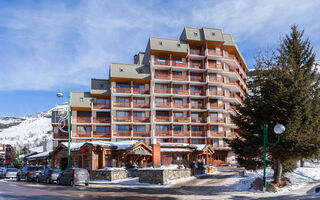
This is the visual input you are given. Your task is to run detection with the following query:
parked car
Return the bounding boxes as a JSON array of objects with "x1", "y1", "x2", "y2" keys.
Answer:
[
  {"x1": 0, "y1": 168, "x2": 4, "y2": 178},
  {"x1": 57, "y1": 168, "x2": 89, "y2": 186},
  {"x1": 1, "y1": 168, "x2": 18, "y2": 179},
  {"x1": 17, "y1": 166, "x2": 44, "y2": 182},
  {"x1": 36, "y1": 169, "x2": 62, "y2": 184}
]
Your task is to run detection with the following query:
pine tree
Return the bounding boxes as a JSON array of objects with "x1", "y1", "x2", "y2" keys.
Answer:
[
  {"x1": 229, "y1": 25, "x2": 320, "y2": 186},
  {"x1": 10, "y1": 147, "x2": 18, "y2": 164}
]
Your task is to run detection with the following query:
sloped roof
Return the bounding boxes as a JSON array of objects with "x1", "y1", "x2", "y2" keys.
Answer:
[
  {"x1": 149, "y1": 37, "x2": 188, "y2": 53},
  {"x1": 27, "y1": 151, "x2": 51, "y2": 160},
  {"x1": 70, "y1": 92, "x2": 93, "y2": 108},
  {"x1": 91, "y1": 79, "x2": 110, "y2": 95},
  {"x1": 110, "y1": 63, "x2": 151, "y2": 79}
]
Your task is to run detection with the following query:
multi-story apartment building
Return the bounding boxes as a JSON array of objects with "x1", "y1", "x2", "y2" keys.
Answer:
[{"x1": 52, "y1": 27, "x2": 248, "y2": 164}]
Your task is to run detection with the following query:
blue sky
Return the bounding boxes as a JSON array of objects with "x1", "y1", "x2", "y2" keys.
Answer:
[{"x1": 1, "y1": 0, "x2": 320, "y2": 117}]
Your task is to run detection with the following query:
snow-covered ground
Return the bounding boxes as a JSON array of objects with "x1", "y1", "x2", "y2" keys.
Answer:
[{"x1": 0, "y1": 104, "x2": 67, "y2": 148}]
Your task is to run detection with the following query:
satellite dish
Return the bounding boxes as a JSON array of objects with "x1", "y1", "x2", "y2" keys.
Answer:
[{"x1": 56, "y1": 92, "x2": 64, "y2": 98}]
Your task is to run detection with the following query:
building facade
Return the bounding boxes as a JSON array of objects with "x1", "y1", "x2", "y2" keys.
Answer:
[{"x1": 52, "y1": 27, "x2": 248, "y2": 165}]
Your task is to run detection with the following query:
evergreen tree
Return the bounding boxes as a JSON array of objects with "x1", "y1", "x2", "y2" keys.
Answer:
[
  {"x1": 229, "y1": 25, "x2": 320, "y2": 186},
  {"x1": 10, "y1": 147, "x2": 18, "y2": 164}
]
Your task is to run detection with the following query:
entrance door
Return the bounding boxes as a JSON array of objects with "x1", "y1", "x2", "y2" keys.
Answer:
[{"x1": 61, "y1": 158, "x2": 68, "y2": 170}]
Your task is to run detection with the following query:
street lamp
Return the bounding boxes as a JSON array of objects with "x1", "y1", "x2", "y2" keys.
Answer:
[
  {"x1": 262, "y1": 123, "x2": 285, "y2": 192},
  {"x1": 56, "y1": 89, "x2": 71, "y2": 168}
]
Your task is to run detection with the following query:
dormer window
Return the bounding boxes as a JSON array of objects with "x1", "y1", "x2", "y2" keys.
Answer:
[
  {"x1": 159, "y1": 41, "x2": 163, "y2": 45},
  {"x1": 80, "y1": 97, "x2": 84, "y2": 102},
  {"x1": 120, "y1": 68, "x2": 123, "y2": 72},
  {"x1": 100, "y1": 84, "x2": 104, "y2": 88},
  {"x1": 177, "y1": 43, "x2": 181, "y2": 47},
  {"x1": 194, "y1": 32, "x2": 198, "y2": 36},
  {"x1": 212, "y1": 32, "x2": 215, "y2": 36}
]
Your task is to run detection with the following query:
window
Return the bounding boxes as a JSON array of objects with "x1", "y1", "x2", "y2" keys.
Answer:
[
  {"x1": 191, "y1": 100, "x2": 200, "y2": 104},
  {"x1": 116, "y1": 97, "x2": 129, "y2": 102},
  {"x1": 173, "y1": 98, "x2": 183, "y2": 103},
  {"x1": 156, "y1": 125, "x2": 168, "y2": 131},
  {"x1": 212, "y1": 32, "x2": 215, "y2": 36},
  {"x1": 173, "y1": 85, "x2": 183, "y2": 89},
  {"x1": 96, "y1": 112, "x2": 109, "y2": 118},
  {"x1": 96, "y1": 126, "x2": 106, "y2": 133},
  {"x1": 174, "y1": 112, "x2": 183, "y2": 117},
  {"x1": 192, "y1": 139, "x2": 204, "y2": 144},
  {"x1": 210, "y1": 73, "x2": 217, "y2": 78},
  {"x1": 156, "y1": 98, "x2": 168, "y2": 103},
  {"x1": 133, "y1": 84, "x2": 145, "y2": 89},
  {"x1": 194, "y1": 32, "x2": 198, "y2": 36},
  {"x1": 177, "y1": 43, "x2": 181, "y2": 47},
  {"x1": 173, "y1": 125, "x2": 183, "y2": 131},
  {"x1": 211, "y1": 126, "x2": 218, "y2": 132},
  {"x1": 117, "y1": 125, "x2": 130, "y2": 131},
  {"x1": 191, "y1": 126, "x2": 201, "y2": 131},
  {"x1": 133, "y1": 112, "x2": 145, "y2": 117},
  {"x1": 96, "y1": 99, "x2": 106, "y2": 104},
  {"x1": 100, "y1": 84, "x2": 104, "y2": 88},
  {"x1": 191, "y1": 113, "x2": 199, "y2": 118},
  {"x1": 120, "y1": 68, "x2": 123, "y2": 72},
  {"x1": 133, "y1": 98, "x2": 145, "y2": 103},
  {"x1": 210, "y1": 113, "x2": 218, "y2": 119},
  {"x1": 116, "y1": 111, "x2": 130, "y2": 117},
  {"x1": 190, "y1": 86, "x2": 201, "y2": 91},
  {"x1": 156, "y1": 111, "x2": 169, "y2": 116},
  {"x1": 210, "y1": 86, "x2": 217, "y2": 91},
  {"x1": 159, "y1": 41, "x2": 163, "y2": 45},
  {"x1": 80, "y1": 97, "x2": 84, "y2": 102},
  {"x1": 77, "y1": 126, "x2": 91, "y2": 133},
  {"x1": 155, "y1": 84, "x2": 168, "y2": 88},
  {"x1": 116, "y1": 83, "x2": 129, "y2": 88},
  {"x1": 133, "y1": 126, "x2": 145, "y2": 132}
]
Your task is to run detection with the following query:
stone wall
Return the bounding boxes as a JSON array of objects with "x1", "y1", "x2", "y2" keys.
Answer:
[
  {"x1": 138, "y1": 169, "x2": 192, "y2": 185},
  {"x1": 91, "y1": 168, "x2": 127, "y2": 181}
]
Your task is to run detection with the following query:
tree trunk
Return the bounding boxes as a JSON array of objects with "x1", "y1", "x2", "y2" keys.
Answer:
[
  {"x1": 300, "y1": 158, "x2": 304, "y2": 167},
  {"x1": 273, "y1": 158, "x2": 278, "y2": 181},
  {"x1": 274, "y1": 159, "x2": 283, "y2": 185}
]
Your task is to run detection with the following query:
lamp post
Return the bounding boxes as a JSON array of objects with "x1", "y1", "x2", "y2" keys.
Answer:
[
  {"x1": 262, "y1": 123, "x2": 285, "y2": 192},
  {"x1": 56, "y1": 89, "x2": 71, "y2": 168}
]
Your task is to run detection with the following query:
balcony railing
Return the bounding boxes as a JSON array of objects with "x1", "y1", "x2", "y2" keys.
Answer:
[
  {"x1": 173, "y1": 88, "x2": 188, "y2": 95},
  {"x1": 155, "y1": 102, "x2": 171, "y2": 108},
  {"x1": 113, "y1": 102, "x2": 131, "y2": 107},
  {"x1": 155, "y1": 116, "x2": 171, "y2": 122},
  {"x1": 93, "y1": 103, "x2": 110, "y2": 109},
  {"x1": 210, "y1": 104, "x2": 224, "y2": 109},
  {"x1": 76, "y1": 117, "x2": 91, "y2": 123},
  {"x1": 210, "y1": 118, "x2": 225, "y2": 123},
  {"x1": 190, "y1": 90, "x2": 204, "y2": 95},
  {"x1": 73, "y1": 132, "x2": 91, "y2": 137},
  {"x1": 133, "y1": 102, "x2": 149, "y2": 108},
  {"x1": 133, "y1": 88, "x2": 149, "y2": 94},
  {"x1": 189, "y1": 62, "x2": 204, "y2": 69},
  {"x1": 93, "y1": 117, "x2": 111, "y2": 123},
  {"x1": 189, "y1": 49, "x2": 204, "y2": 56},
  {"x1": 173, "y1": 131, "x2": 190, "y2": 137},
  {"x1": 155, "y1": 130, "x2": 171, "y2": 137},
  {"x1": 173, "y1": 116, "x2": 189, "y2": 122},
  {"x1": 154, "y1": 73, "x2": 170, "y2": 80},
  {"x1": 133, "y1": 131, "x2": 150, "y2": 137},
  {"x1": 114, "y1": 116, "x2": 131, "y2": 122},
  {"x1": 53, "y1": 132, "x2": 68, "y2": 139},
  {"x1": 210, "y1": 131, "x2": 226, "y2": 137},
  {"x1": 229, "y1": 93, "x2": 243, "y2": 103},
  {"x1": 191, "y1": 131, "x2": 206, "y2": 137},
  {"x1": 114, "y1": 131, "x2": 131, "y2": 137},
  {"x1": 133, "y1": 116, "x2": 149, "y2": 122},
  {"x1": 191, "y1": 117, "x2": 206, "y2": 123},
  {"x1": 154, "y1": 88, "x2": 170, "y2": 94},
  {"x1": 172, "y1": 60, "x2": 187, "y2": 67},
  {"x1": 190, "y1": 76, "x2": 203, "y2": 82},
  {"x1": 172, "y1": 75, "x2": 188, "y2": 81},
  {"x1": 209, "y1": 90, "x2": 224, "y2": 96},
  {"x1": 173, "y1": 102, "x2": 189, "y2": 108},
  {"x1": 209, "y1": 77, "x2": 224, "y2": 83},
  {"x1": 154, "y1": 58, "x2": 170, "y2": 66},
  {"x1": 228, "y1": 132, "x2": 238, "y2": 138},
  {"x1": 113, "y1": 87, "x2": 131, "y2": 93},
  {"x1": 190, "y1": 103, "x2": 204, "y2": 109},
  {"x1": 208, "y1": 63, "x2": 223, "y2": 69},
  {"x1": 93, "y1": 132, "x2": 111, "y2": 138},
  {"x1": 208, "y1": 49, "x2": 223, "y2": 56}
]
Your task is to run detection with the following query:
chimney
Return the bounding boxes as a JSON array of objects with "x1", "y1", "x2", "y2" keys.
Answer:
[{"x1": 152, "y1": 138, "x2": 161, "y2": 168}]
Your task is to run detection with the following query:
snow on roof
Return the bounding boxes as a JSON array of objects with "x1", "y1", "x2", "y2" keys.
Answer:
[
  {"x1": 27, "y1": 151, "x2": 51, "y2": 159},
  {"x1": 160, "y1": 143, "x2": 196, "y2": 148},
  {"x1": 29, "y1": 146, "x2": 44, "y2": 153},
  {"x1": 194, "y1": 144, "x2": 207, "y2": 151},
  {"x1": 61, "y1": 140, "x2": 140, "y2": 151},
  {"x1": 61, "y1": 142, "x2": 85, "y2": 151},
  {"x1": 22, "y1": 152, "x2": 37, "y2": 158},
  {"x1": 160, "y1": 148, "x2": 193, "y2": 152}
]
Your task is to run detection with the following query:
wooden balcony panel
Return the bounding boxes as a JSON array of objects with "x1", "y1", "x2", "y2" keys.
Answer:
[
  {"x1": 114, "y1": 87, "x2": 131, "y2": 93},
  {"x1": 173, "y1": 103, "x2": 189, "y2": 109},
  {"x1": 210, "y1": 131, "x2": 226, "y2": 137},
  {"x1": 73, "y1": 132, "x2": 91, "y2": 137},
  {"x1": 210, "y1": 104, "x2": 224, "y2": 109},
  {"x1": 154, "y1": 74, "x2": 170, "y2": 80},
  {"x1": 190, "y1": 63, "x2": 204, "y2": 69},
  {"x1": 191, "y1": 117, "x2": 206, "y2": 123},
  {"x1": 191, "y1": 131, "x2": 206, "y2": 137},
  {"x1": 173, "y1": 117, "x2": 189, "y2": 122},
  {"x1": 190, "y1": 103, "x2": 205, "y2": 109},
  {"x1": 132, "y1": 88, "x2": 149, "y2": 94},
  {"x1": 173, "y1": 89, "x2": 189, "y2": 95},
  {"x1": 114, "y1": 116, "x2": 131, "y2": 122},
  {"x1": 155, "y1": 102, "x2": 171, "y2": 108},
  {"x1": 208, "y1": 49, "x2": 223, "y2": 56},
  {"x1": 173, "y1": 131, "x2": 190, "y2": 137},
  {"x1": 76, "y1": 117, "x2": 91, "y2": 123},
  {"x1": 155, "y1": 116, "x2": 171, "y2": 122},
  {"x1": 228, "y1": 132, "x2": 238, "y2": 138},
  {"x1": 113, "y1": 102, "x2": 131, "y2": 107},
  {"x1": 210, "y1": 118, "x2": 225, "y2": 123},
  {"x1": 93, "y1": 132, "x2": 111, "y2": 138},
  {"x1": 208, "y1": 63, "x2": 223, "y2": 69},
  {"x1": 133, "y1": 117, "x2": 150, "y2": 122},
  {"x1": 190, "y1": 90, "x2": 204, "y2": 96},
  {"x1": 93, "y1": 104, "x2": 111, "y2": 109},
  {"x1": 154, "y1": 58, "x2": 170, "y2": 66},
  {"x1": 172, "y1": 60, "x2": 187, "y2": 67},
  {"x1": 209, "y1": 90, "x2": 224, "y2": 96},
  {"x1": 133, "y1": 131, "x2": 150, "y2": 137},
  {"x1": 155, "y1": 131, "x2": 171, "y2": 137},
  {"x1": 190, "y1": 76, "x2": 204, "y2": 82},
  {"x1": 114, "y1": 131, "x2": 131, "y2": 137},
  {"x1": 189, "y1": 49, "x2": 204, "y2": 56},
  {"x1": 172, "y1": 75, "x2": 188, "y2": 81},
  {"x1": 154, "y1": 88, "x2": 170, "y2": 94},
  {"x1": 133, "y1": 102, "x2": 150, "y2": 108},
  {"x1": 93, "y1": 117, "x2": 111, "y2": 123},
  {"x1": 209, "y1": 77, "x2": 224, "y2": 83}
]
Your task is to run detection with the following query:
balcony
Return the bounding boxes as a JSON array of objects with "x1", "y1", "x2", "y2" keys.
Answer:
[
  {"x1": 155, "y1": 130, "x2": 171, "y2": 137},
  {"x1": 114, "y1": 116, "x2": 131, "y2": 122},
  {"x1": 229, "y1": 93, "x2": 243, "y2": 103},
  {"x1": 173, "y1": 131, "x2": 190, "y2": 137},
  {"x1": 189, "y1": 62, "x2": 204, "y2": 69},
  {"x1": 228, "y1": 132, "x2": 238, "y2": 138},
  {"x1": 93, "y1": 131, "x2": 111, "y2": 138},
  {"x1": 210, "y1": 103, "x2": 224, "y2": 109},
  {"x1": 154, "y1": 88, "x2": 170, "y2": 94},
  {"x1": 155, "y1": 102, "x2": 171, "y2": 108},
  {"x1": 133, "y1": 102, "x2": 150, "y2": 108},
  {"x1": 93, "y1": 117, "x2": 111, "y2": 123},
  {"x1": 226, "y1": 81, "x2": 244, "y2": 93},
  {"x1": 133, "y1": 131, "x2": 150, "y2": 137},
  {"x1": 190, "y1": 76, "x2": 203, "y2": 82},
  {"x1": 155, "y1": 116, "x2": 171, "y2": 122},
  {"x1": 173, "y1": 88, "x2": 188, "y2": 95},
  {"x1": 154, "y1": 73, "x2": 170, "y2": 80},
  {"x1": 73, "y1": 132, "x2": 91, "y2": 138},
  {"x1": 113, "y1": 87, "x2": 131, "y2": 93},
  {"x1": 172, "y1": 74, "x2": 188, "y2": 81},
  {"x1": 113, "y1": 102, "x2": 131, "y2": 107},
  {"x1": 154, "y1": 58, "x2": 170, "y2": 66},
  {"x1": 133, "y1": 88, "x2": 149, "y2": 94},
  {"x1": 76, "y1": 117, "x2": 91, "y2": 123},
  {"x1": 191, "y1": 131, "x2": 206, "y2": 137},
  {"x1": 172, "y1": 60, "x2": 187, "y2": 67},
  {"x1": 208, "y1": 63, "x2": 223, "y2": 69},
  {"x1": 114, "y1": 131, "x2": 131, "y2": 137},
  {"x1": 208, "y1": 49, "x2": 223, "y2": 56},
  {"x1": 93, "y1": 103, "x2": 110, "y2": 109},
  {"x1": 210, "y1": 118, "x2": 225, "y2": 123},
  {"x1": 173, "y1": 102, "x2": 189, "y2": 109},
  {"x1": 191, "y1": 117, "x2": 206, "y2": 123},
  {"x1": 210, "y1": 131, "x2": 226, "y2": 137},
  {"x1": 212, "y1": 143, "x2": 229, "y2": 148},
  {"x1": 133, "y1": 116, "x2": 149, "y2": 122},
  {"x1": 173, "y1": 116, "x2": 189, "y2": 122},
  {"x1": 53, "y1": 132, "x2": 68, "y2": 139},
  {"x1": 189, "y1": 49, "x2": 204, "y2": 56},
  {"x1": 209, "y1": 77, "x2": 224, "y2": 83},
  {"x1": 209, "y1": 90, "x2": 224, "y2": 96},
  {"x1": 190, "y1": 90, "x2": 204, "y2": 96},
  {"x1": 190, "y1": 103, "x2": 205, "y2": 109}
]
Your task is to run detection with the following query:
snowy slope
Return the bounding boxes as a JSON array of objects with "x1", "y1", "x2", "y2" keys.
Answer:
[{"x1": 0, "y1": 104, "x2": 67, "y2": 148}]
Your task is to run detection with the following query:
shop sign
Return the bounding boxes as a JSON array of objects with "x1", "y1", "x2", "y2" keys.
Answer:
[{"x1": 132, "y1": 150, "x2": 148, "y2": 155}]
